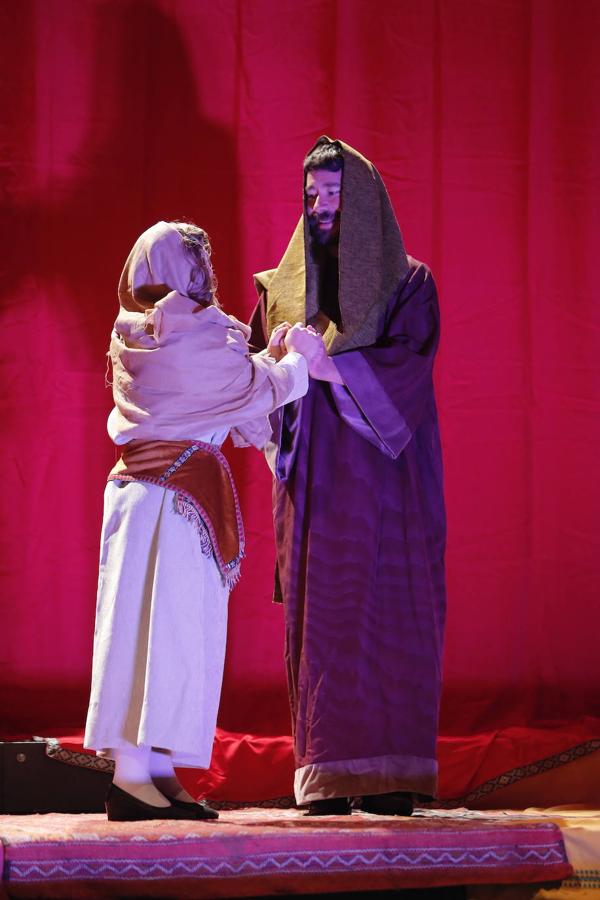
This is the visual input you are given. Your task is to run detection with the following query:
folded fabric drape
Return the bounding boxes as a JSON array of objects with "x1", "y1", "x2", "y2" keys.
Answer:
[{"x1": 109, "y1": 439, "x2": 244, "y2": 588}]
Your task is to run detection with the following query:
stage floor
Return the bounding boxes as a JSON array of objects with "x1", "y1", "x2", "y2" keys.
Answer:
[{"x1": 2, "y1": 806, "x2": 597, "y2": 899}]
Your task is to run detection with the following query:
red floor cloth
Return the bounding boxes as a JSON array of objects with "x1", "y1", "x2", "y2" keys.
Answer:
[{"x1": 52, "y1": 718, "x2": 600, "y2": 803}]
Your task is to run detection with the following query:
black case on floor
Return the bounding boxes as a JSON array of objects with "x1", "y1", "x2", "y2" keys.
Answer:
[{"x1": 0, "y1": 741, "x2": 112, "y2": 813}]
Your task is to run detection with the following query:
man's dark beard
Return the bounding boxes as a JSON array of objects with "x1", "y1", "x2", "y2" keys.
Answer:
[
  {"x1": 307, "y1": 211, "x2": 340, "y2": 247},
  {"x1": 307, "y1": 225, "x2": 342, "y2": 330}
]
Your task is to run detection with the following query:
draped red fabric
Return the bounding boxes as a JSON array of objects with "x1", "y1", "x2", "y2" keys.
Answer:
[{"x1": 1, "y1": 0, "x2": 599, "y2": 798}]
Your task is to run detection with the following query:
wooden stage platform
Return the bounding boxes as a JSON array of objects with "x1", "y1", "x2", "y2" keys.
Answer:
[{"x1": 2, "y1": 806, "x2": 598, "y2": 899}]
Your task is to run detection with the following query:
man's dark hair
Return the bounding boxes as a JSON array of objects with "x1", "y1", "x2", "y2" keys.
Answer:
[{"x1": 303, "y1": 140, "x2": 344, "y2": 174}]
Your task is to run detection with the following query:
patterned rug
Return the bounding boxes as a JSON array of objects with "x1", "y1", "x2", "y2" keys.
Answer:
[{"x1": 0, "y1": 807, "x2": 571, "y2": 898}]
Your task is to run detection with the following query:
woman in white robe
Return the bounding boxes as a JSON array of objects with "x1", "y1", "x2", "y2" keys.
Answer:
[{"x1": 84, "y1": 221, "x2": 320, "y2": 821}]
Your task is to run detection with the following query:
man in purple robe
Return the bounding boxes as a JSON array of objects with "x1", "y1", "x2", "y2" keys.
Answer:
[{"x1": 250, "y1": 136, "x2": 446, "y2": 816}]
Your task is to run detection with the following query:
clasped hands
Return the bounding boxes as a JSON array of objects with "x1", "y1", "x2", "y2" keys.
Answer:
[
  {"x1": 267, "y1": 321, "x2": 326, "y2": 375},
  {"x1": 267, "y1": 321, "x2": 343, "y2": 383}
]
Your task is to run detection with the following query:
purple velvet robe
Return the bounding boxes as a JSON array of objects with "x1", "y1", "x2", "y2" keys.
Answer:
[{"x1": 251, "y1": 257, "x2": 446, "y2": 804}]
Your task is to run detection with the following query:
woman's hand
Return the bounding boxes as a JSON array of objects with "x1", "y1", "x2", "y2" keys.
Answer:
[{"x1": 267, "y1": 322, "x2": 291, "y2": 361}]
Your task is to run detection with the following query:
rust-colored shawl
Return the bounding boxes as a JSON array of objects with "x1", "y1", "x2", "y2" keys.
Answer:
[
  {"x1": 255, "y1": 136, "x2": 410, "y2": 354},
  {"x1": 109, "y1": 439, "x2": 244, "y2": 588}
]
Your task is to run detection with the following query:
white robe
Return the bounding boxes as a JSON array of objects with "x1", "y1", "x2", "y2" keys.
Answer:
[
  {"x1": 85, "y1": 478, "x2": 227, "y2": 766},
  {"x1": 85, "y1": 350, "x2": 307, "y2": 766}
]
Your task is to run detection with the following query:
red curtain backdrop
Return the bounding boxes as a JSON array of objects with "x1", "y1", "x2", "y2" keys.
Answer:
[{"x1": 1, "y1": 0, "x2": 599, "y2": 782}]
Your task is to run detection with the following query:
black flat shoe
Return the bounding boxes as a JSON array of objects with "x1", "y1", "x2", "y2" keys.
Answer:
[
  {"x1": 305, "y1": 797, "x2": 351, "y2": 816},
  {"x1": 357, "y1": 791, "x2": 414, "y2": 816},
  {"x1": 105, "y1": 783, "x2": 198, "y2": 821},
  {"x1": 165, "y1": 795, "x2": 219, "y2": 820}
]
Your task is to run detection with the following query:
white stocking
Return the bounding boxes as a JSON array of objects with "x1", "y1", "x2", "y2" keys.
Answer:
[
  {"x1": 112, "y1": 743, "x2": 170, "y2": 807},
  {"x1": 150, "y1": 747, "x2": 195, "y2": 803}
]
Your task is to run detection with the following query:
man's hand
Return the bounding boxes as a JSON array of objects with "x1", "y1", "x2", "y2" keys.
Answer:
[
  {"x1": 267, "y1": 321, "x2": 291, "y2": 361},
  {"x1": 284, "y1": 323, "x2": 325, "y2": 364},
  {"x1": 298, "y1": 324, "x2": 344, "y2": 383},
  {"x1": 307, "y1": 346, "x2": 344, "y2": 383}
]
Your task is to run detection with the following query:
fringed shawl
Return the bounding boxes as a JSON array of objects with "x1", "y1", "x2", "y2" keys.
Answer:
[
  {"x1": 110, "y1": 221, "x2": 302, "y2": 450},
  {"x1": 109, "y1": 439, "x2": 244, "y2": 589}
]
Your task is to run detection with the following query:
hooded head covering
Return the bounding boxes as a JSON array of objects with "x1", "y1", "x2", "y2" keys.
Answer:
[
  {"x1": 118, "y1": 220, "x2": 213, "y2": 311},
  {"x1": 109, "y1": 221, "x2": 295, "y2": 452},
  {"x1": 256, "y1": 136, "x2": 410, "y2": 354}
]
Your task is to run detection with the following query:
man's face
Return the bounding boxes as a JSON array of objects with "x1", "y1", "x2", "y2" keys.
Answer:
[{"x1": 305, "y1": 167, "x2": 342, "y2": 246}]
